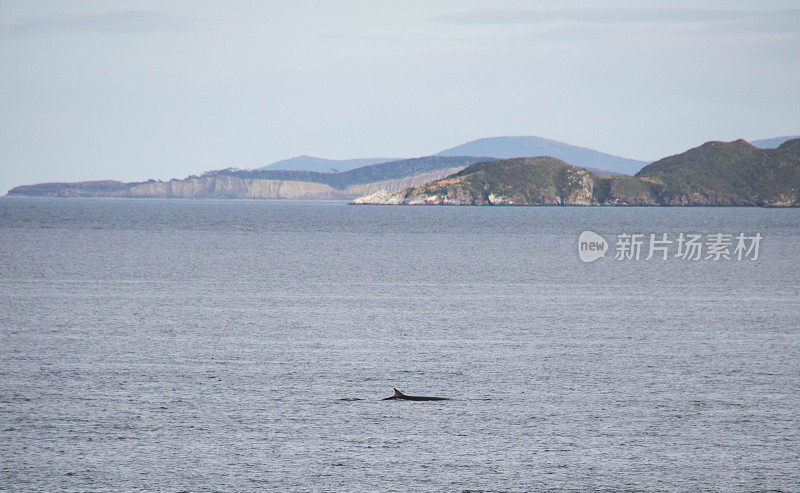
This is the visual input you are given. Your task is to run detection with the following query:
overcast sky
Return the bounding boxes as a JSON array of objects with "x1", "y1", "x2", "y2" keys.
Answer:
[{"x1": 1, "y1": 1, "x2": 798, "y2": 193}]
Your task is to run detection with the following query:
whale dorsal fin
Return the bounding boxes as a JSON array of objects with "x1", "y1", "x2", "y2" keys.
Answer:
[{"x1": 393, "y1": 388, "x2": 405, "y2": 398}]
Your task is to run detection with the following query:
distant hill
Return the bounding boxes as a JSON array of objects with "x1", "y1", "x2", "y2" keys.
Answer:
[
  {"x1": 258, "y1": 135, "x2": 642, "y2": 175},
  {"x1": 353, "y1": 138, "x2": 800, "y2": 207},
  {"x1": 7, "y1": 156, "x2": 489, "y2": 200},
  {"x1": 222, "y1": 155, "x2": 492, "y2": 187},
  {"x1": 436, "y1": 136, "x2": 647, "y2": 175},
  {"x1": 750, "y1": 136, "x2": 800, "y2": 149},
  {"x1": 258, "y1": 156, "x2": 397, "y2": 172}
]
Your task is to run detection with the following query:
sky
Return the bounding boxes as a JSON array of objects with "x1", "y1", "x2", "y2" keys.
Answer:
[{"x1": 1, "y1": 1, "x2": 799, "y2": 194}]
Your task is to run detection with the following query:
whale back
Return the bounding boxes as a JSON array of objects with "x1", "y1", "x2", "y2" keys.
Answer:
[{"x1": 383, "y1": 388, "x2": 450, "y2": 401}]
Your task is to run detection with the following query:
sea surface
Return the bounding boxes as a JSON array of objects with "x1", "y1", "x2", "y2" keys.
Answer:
[{"x1": 1, "y1": 198, "x2": 799, "y2": 492}]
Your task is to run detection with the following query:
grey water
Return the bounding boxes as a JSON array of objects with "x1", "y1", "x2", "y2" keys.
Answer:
[{"x1": 1, "y1": 198, "x2": 799, "y2": 492}]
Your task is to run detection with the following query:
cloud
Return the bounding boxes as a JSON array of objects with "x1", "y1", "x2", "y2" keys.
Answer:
[
  {"x1": 0, "y1": 10, "x2": 192, "y2": 38},
  {"x1": 434, "y1": 8, "x2": 800, "y2": 26}
]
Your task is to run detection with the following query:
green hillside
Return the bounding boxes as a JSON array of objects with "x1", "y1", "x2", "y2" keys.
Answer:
[{"x1": 635, "y1": 139, "x2": 800, "y2": 206}]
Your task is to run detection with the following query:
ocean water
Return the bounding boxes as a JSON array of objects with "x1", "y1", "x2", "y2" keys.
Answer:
[{"x1": 1, "y1": 198, "x2": 799, "y2": 491}]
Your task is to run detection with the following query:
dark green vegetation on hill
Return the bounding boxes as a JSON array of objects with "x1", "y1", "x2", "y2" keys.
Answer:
[
  {"x1": 354, "y1": 139, "x2": 800, "y2": 207},
  {"x1": 635, "y1": 139, "x2": 800, "y2": 206}
]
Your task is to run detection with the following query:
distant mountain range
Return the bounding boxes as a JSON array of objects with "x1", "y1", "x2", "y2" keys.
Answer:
[
  {"x1": 259, "y1": 136, "x2": 646, "y2": 175},
  {"x1": 436, "y1": 136, "x2": 647, "y2": 175},
  {"x1": 258, "y1": 155, "x2": 397, "y2": 173},
  {"x1": 750, "y1": 135, "x2": 800, "y2": 149},
  {"x1": 353, "y1": 138, "x2": 800, "y2": 207}
]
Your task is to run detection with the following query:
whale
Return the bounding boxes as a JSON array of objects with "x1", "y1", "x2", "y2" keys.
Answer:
[{"x1": 383, "y1": 388, "x2": 450, "y2": 401}]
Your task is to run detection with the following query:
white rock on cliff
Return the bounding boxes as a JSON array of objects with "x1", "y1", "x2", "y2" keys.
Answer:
[{"x1": 350, "y1": 189, "x2": 405, "y2": 205}]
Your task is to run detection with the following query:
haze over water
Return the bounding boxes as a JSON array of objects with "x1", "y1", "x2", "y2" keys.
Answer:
[{"x1": 1, "y1": 198, "x2": 799, "y2": 491}]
